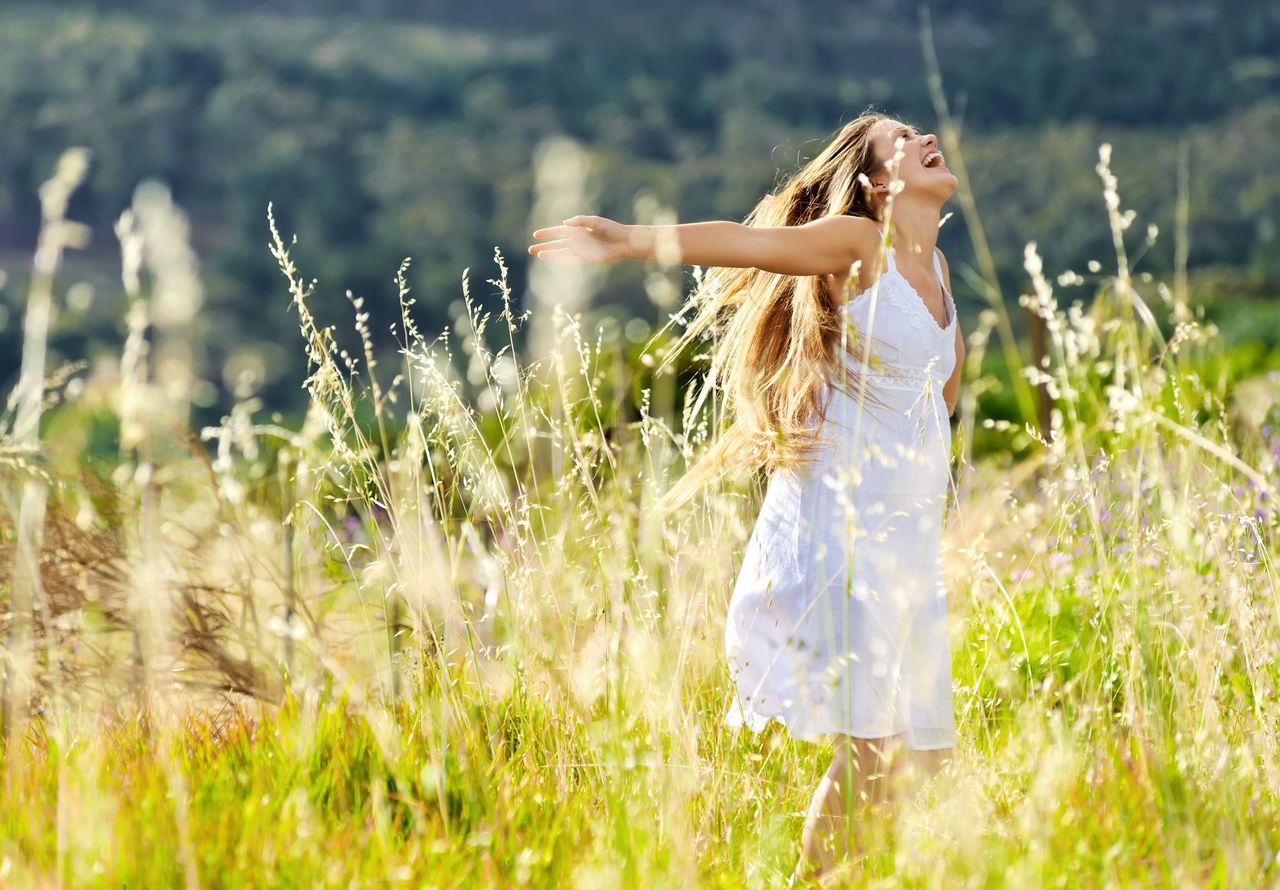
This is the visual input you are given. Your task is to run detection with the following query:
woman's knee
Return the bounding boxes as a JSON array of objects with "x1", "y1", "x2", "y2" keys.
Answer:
[
  {"x1": 829, "y1": 732, "x2": 902, "y2": 771},
  {"x1": 913, "y1": 745, "x2": 953, "y2": 775}
]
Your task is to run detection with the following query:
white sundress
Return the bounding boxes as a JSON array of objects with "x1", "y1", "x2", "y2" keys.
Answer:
[{"x1": 723, "y1": 230, "x2": 959, "y2": 750}]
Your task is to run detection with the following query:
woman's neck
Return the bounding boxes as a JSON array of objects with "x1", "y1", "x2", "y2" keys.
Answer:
[{"x1": 884, "y1": 202, "x2": 943, "y2": 264}]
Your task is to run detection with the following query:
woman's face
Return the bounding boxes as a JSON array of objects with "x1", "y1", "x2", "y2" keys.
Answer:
[{"x1": 868, "y1": 119, "x2": 958, "y2": 204}]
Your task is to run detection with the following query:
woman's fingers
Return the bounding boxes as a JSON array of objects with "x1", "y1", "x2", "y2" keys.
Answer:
[
  {"x1": 531, "y1": 225, "x2": 569, "y2": 239},
  {"x1": 530, "y1": 216, "x2": 609, "y2": 258},
  {"x1": 532, "y1": 216, "x2": 604, "y2": 237},
  {"x1": 531, "y1": 247, "x2": 586, "y2": 263}
]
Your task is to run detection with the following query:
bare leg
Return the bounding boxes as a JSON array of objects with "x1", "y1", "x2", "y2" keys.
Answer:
[
  {"x1": 790, "y1": 733, "x2": 904, "y2": 884},
  {"x1": 886, "y1": 745, "x2": 952, "y2": 806}
]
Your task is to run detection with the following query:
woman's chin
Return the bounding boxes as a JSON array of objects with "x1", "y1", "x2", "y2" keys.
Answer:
[{"x1": 918, "y1": 168, "x2": 959, "y2": 194}]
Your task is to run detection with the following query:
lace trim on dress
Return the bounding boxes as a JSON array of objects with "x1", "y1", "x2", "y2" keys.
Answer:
[
  {"x1": 831, "y1": 361, "x2": 941, "y2": 393},
  {"x1": 841, "y1": 237, "x2": 955, "y2": 340},
  {"x1": 863, "y1": 369, "x2": 933, "y2": 386},
  {"x1": 883, "y1": 285, "x2": 932, "y2": 336}
]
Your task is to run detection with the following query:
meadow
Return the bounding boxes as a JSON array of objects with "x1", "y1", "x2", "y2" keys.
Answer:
[{"x1": 1, "y1": 137, "x2": 1278, "y2": 888}]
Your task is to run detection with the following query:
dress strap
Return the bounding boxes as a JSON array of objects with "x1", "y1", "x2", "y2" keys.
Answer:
[
  {"x1": 878, "y1": 227, "x2": 895, "y2": 271},
  {"x1": 932, "y1": 247, "x2": 953, "y2": 325}
]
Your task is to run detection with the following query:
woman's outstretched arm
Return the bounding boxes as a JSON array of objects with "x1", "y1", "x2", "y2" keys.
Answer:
[{"x1": 529, "y1": 213, "x2": 878, "y2": 278}]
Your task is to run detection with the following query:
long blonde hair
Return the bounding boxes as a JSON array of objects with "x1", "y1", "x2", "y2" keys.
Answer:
[{"x1": 657, "y1": 110, "x2": 909, "y2": 514}]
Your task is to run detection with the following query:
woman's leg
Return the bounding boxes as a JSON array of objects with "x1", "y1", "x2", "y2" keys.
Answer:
[
  {"x1": 791, "y1": 733, "x2": 904, "y2": 882},
  {"x1": 886, "y1": 745, "x2": 952, "y2": 805}
]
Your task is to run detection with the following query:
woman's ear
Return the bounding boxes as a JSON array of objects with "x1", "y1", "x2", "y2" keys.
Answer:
[
  {"x1": 857, "y1": 170, "x2": 892, "y2": 218},
  {"x1": 869, "y1": 182, "x2": 888, "y2": 216}
]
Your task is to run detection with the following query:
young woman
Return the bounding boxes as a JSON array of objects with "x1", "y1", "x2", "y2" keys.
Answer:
[{"x1": 528, "y1": 111, "x2": 964, "y2": 884}]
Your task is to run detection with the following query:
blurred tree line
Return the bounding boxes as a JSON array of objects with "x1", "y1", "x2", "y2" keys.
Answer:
[{"x1": 0, "y1": 0, "x2": 1277, "y2": 419}]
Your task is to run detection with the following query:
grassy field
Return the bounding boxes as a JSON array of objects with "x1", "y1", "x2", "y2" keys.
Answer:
[{"x1": 1, "y1": 143, "x2": 1278, "y2": 888}]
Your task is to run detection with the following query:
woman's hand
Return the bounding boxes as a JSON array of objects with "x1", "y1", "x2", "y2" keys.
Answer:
[{"x1": 528, "y1": 214, "x2": 634, "y2": 265}]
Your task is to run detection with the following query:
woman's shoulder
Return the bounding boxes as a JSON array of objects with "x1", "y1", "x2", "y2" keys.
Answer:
[
  {"x1": 818, "y1": 214, "x2": 884, "y2": 288},
  {"x1": 840, "y1": 215, "x2": 883, "y2": 261},
  {"x1": 805, "y1": 213, "x2": 880, "y2": 269},
  {"x1": 824, "y1": 213, "x2": 881, "y2": 244}
]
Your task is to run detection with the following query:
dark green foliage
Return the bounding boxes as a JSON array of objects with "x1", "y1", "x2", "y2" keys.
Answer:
[{"x1": 0, "y1": 0, "x2": 1276, "y2": 427}]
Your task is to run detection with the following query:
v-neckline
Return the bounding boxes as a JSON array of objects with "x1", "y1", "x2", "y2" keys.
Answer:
[
  {"x1": 885, "y1": 244, "x2": 952, "y2": 333},
  {"x1": 887, "y1": 265, "x2": 953, "y2": 333}
]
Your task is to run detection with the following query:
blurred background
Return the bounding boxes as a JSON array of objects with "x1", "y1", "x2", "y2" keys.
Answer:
[{"x1": 1, "y1": 0, "x2": 1277, "y2": 423}]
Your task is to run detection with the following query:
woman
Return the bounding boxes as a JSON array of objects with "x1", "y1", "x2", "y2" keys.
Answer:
[{"x1": 528, "y1": 111, "x2": 964, "y2": 884}]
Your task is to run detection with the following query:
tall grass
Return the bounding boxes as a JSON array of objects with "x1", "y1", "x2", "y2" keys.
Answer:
[{"x1": 0, "y1": 132, "x2": 1277, "y2": 889}]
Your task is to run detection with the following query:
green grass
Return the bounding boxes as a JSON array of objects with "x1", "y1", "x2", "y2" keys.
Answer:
[{"x1": 1, "y1": 143, "x2": 1278, "y2": 888}]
